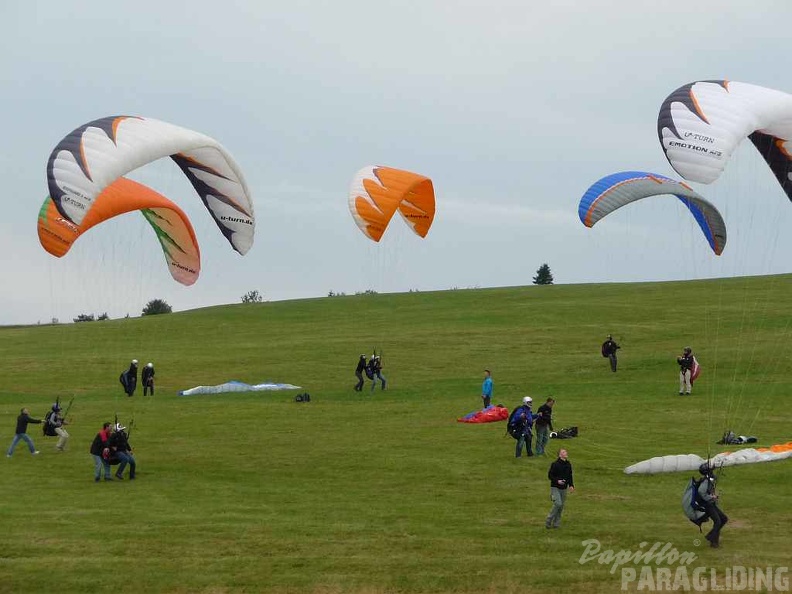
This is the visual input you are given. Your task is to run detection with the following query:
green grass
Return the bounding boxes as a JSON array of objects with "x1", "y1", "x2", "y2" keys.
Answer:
[{"x1": 1, "y1": 277, "x2": 791, "y2": 593}]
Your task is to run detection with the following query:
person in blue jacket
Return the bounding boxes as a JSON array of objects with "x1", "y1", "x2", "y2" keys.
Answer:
[
  {"x1": 508, "y1": 396, "x2": 535, "y2": 457},
  {"x1": 481, "y1": 369, "x2": 493, "y2": 408}
]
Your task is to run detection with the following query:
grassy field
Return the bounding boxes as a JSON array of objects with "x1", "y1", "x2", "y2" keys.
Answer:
[{"x1": 1, "y1": 277, "x2": 791, "y2": 593}]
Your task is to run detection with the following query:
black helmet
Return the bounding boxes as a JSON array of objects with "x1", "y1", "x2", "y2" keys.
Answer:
[{"x1": 698, "y1": 462, "x2": 714, "y2": 477}]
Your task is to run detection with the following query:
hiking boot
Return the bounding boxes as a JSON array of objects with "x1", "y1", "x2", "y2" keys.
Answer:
[
  {"x1": 104, "y1": 477, "x2": 114, "y2": 481},
  {"x1": 115, "y1": 473, "x2": 124, "y2": 480},
  {"x1": 32, "y1": 451, "x2": 40, "y2": 455},
  {"x1": 95, "y1": 477, "x2": 100, "y2": 482}
]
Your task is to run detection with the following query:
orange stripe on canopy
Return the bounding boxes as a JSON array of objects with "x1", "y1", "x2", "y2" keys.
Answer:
[{"x1": 37, "y1": 177, "x2": 201, "y2": 286}]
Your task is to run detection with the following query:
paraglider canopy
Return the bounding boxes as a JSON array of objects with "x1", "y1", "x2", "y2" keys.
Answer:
[{"x1": 348, "y1": 165, "x2": 435, "y2": 242}]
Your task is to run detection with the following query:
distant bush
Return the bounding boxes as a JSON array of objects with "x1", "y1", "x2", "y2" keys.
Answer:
[
  {"x1": 355, "y1": 289, "x2": 378, "y2": 296},
  {"x1": 73, "y1": 313, "x2": 95, "y2": 323},
  {"x1": 241, "y1": 290, "x2": 264, "y2": 303},
  {"x1": 327, "y1": 291, "x2": 347, "y2": 297},
  {"x1": 142, "y1": 299, "x2": 172, "y2": 316}
]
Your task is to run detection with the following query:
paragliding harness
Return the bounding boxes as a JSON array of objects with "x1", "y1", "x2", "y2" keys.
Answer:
[
  {"x1": 43, "y1": 410, "x2": 58, "y2": 437},
  {"x1": 506, "y1": 406, "x2": 530, "y2": 440},
  {"x1": 682, "y1": 477, "x2": 710, "y2": 529},
  {"x1": 43, "y1": 396, "x2": 73, "y2": 437}
]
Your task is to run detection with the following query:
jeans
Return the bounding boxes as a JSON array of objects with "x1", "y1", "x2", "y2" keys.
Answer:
[
  {"x1": 371, "y1": 372, "x2": 387, "y2": 391},
  {"x1": 354, "y1": 371, "x2": 364, "y2": 391},
  {"x1": 482, "y1": 395, "x2": 491, "y2": 408},
  {"x1": 535, "y1": 424, "x2": 550, "y2": 455},
  {"x1": 608, "y1": 353, "x2": 617, "y2": 372},
  {"x1": 7, "y1": 433, "x2": 36, "y2": 456},
  {"x1": 516, "y1": 430, "x2": 533, "y2": 457},
  {"x1": 93, "y1": 454, "x2": 112, "y2": 479},
  {"x1": 115, "y1": 451, "x2": 136, "y2": 478},
  {"x1": 546, "y1": 487, "x2": 567, "y2": 527}
]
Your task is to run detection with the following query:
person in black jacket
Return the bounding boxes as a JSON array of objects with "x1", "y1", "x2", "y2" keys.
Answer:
[
  {"x1": 142, "y1": 362, "x2": 155, "y2": 396},
  {"x1": 6, "y1": 408, "x2": 42, "y2": 457},
  {"x1": 697, "y1": 464, "x2": 728, "y2": 548},
  {"x1": 90, "y1": 422, "x2": 114, "y2": 482},
  {"x1": 545, "y1": 448, "x2": 574, "y2": 528},
  {"x1": 120, "y1": 359, "x2": 139, "y2": 397},
  {"x1": 109, "y1": 423, "x2": 136, "y2": 480},
  {"x1": 354, "y1": 354, "x2": 367, "y2": 392},
  {"x1": 534, "y1": 398, "x2": 555, "y2": 455},
  {"x1": 602, "y1": 335, "x2": 620, "y2": 372}
]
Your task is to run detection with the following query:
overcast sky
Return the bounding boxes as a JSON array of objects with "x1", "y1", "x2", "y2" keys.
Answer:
[{"x1": 2, "y1": 1, "x2": 791, "y2": 325}]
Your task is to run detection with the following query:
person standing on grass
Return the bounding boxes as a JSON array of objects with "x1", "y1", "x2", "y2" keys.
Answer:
[
  {"x1": 534, "y1": 398, "x2": 555, "y2": 455},
  {"x1": 354, "y1": 354, "x2": 367, "y2": 392},
  {"x1": 120, "y1": 359, "x2": 139, "y2": 397},
  {"x1": 6, "y1": 408, "x2": 42, "y2": 457},
  {"x1": 545, "y1": 448, "x2": 574, "y2": 528},
  {"x1": 481, "y1": 369, "x2": 493, "y2": 408},
  {"x1": 508, "y1": 396, "x2": 535, "y2": 457},
  {"x1": 677, "y1": 347, "x2": 694, "y2": 395},
  {"x1": 90, "y1": 422, "x2": 114, "y2": 482},
  {"x1": 601, "y1": 335, "x2": 620, "y2": 372},
  {"x1": 142, "y1": 362, "x2": 155, "y2": 396}
]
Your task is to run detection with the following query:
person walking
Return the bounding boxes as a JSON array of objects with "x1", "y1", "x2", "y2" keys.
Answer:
[
  {"x1": 90, "y1": 422, "x2": 114, "y2": 482},
  {"x1": 142, "y1": 362, "x2": 155, "y2": 396},
  {"x1": 534, "y1": 398, "x2": 555, "y2": 455},
  {"x1": 6, "y1": 408, "x2": 42, "y2": 457},
  {"x1": 601, "y1": 335, "x2": 620, "y2": 372},
  {"x1": 370, "y1": 355, "x2": 387, "y2": 392},
  {"x1": 545, "y1": 448, "x2": 574, "y2": 528},
  {"x1": 354, "y1": 354, "x2": 367, "y2": 392},
  {"x1": 46, "y1": 402, "x2": 70, "y2": 451},
  {"x1": 697, "y1": 464, "x2": 728, "y2": 548},
  {"x1": 481, "y1": 369, "x2": 493, "y2": 408},
  {"x1": 677, "y1": 347, "x2": 694, "y2": 395}
]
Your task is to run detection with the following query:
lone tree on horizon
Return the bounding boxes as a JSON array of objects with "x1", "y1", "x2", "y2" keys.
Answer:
[
  {"x1": 533, "y1": 263, "x2": 554, "y2": 285},
  {"x1": 142, "y1": 299, "x2": 173, "y2": 316}
]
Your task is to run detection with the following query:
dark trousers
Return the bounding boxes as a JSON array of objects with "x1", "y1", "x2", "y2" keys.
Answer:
[
  {"x1": 516, "y1": 430, "x2": 533, "y2": 457},
  {"x1": 703, "y1": 502, "x2": 728, "y2": 545},
  {"x1": 144, "y1": 379, "x2": 154, "y2": 396},
  {"x1": 608, "y1": 353, "x2": 617, "y2": 372},
  {"x1": 354, "y1": 371, "x2": 364, "y2": 391}
]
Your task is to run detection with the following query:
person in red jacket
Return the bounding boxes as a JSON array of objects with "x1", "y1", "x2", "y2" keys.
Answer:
[{"x1": 90, "y1": 422, "x2": 114, "y2": 482}]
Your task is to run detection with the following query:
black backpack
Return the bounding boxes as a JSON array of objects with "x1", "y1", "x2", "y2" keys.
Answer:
[{"x1": 43, "y1": 410, "x2": 58, "y2": 437}]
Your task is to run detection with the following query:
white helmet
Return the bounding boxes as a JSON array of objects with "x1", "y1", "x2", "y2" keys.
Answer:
[
  {"x1": 146, "y1": 362, "x2": 154, "y2": 368},
  {"x1": 131, "y1": 359, "x2": 138, "y2": 365},
  {"x1": 522, "y1": 396, "x2": 533, "y2": 405},
  {"x1": 115, "y1": 423, "x2": 126, "y2": 431}
]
